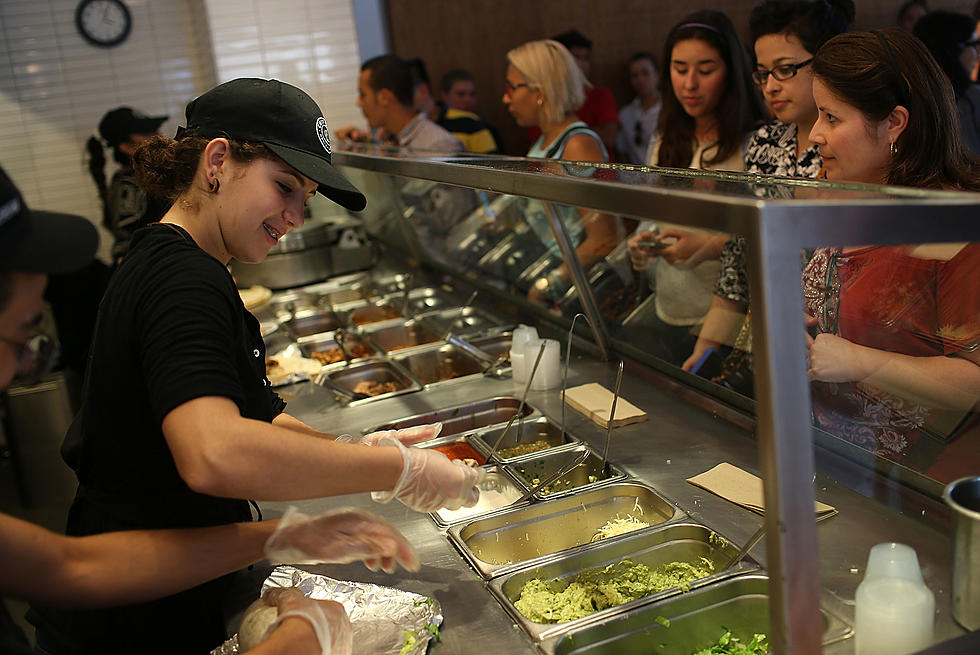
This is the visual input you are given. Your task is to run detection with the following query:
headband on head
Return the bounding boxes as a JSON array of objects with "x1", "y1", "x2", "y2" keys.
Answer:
[
  {"x1": 871, "y1": 29, "x2": 912, "y2": 108},
  {"x1": 673, "y1": 22, "x2": 727, "y2": 46}
]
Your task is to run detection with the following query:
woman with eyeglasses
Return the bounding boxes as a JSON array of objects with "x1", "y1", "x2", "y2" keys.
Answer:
[
  {"x1": 803, "y1": 29, "x2": 980, "y2": 478},
  {"x1": 625, "y1": 10, "x2": 765, "y2": 365},
  {"x1": 502, "y1": 40, "x2": 623, "y2": 308},
  {"x1": 914, "y1": 10, "x2": 980, "y2": 155},
  {"x1": 681, "y1": 0, "x2": 853, "y2": 376}
]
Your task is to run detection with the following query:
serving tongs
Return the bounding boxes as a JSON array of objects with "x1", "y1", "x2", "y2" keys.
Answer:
[
  {"x1": 724, "y1": 522, "x2": 766, "y2": 571},
  {"x1": 485, "y1": 341, "x2": 547, "y2": 463},
  {"x1": 514, "y1": 446, "x2": 590, "y2": 503},
  {"x1": 333, "y1": 328, "x2": 354, "y2": 366},
  {"x1": 399, "y1": 272, "x2": 415, "y2": 317},
  {"x1": 440, "y1": 290, "x2": 479, "y2": 340},
  {"x1": 320, "y1": 377, "x2": 369, "y2": 403}
]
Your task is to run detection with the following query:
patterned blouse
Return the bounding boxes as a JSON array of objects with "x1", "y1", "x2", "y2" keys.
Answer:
[{"x1": 715, "y1": 121, "x2": 822, "y2": 303}]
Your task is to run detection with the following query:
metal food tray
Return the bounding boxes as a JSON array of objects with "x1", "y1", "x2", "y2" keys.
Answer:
[
  {"x1": 418, "y1": 306, "x2": 508, "y2": 338},
  {"x1": 282, "y1": 308, "x2": 343, "y2": 338},
  {"x1": 345, "y1": 300, "x2": 404, "y2": 327},
  {"x1": 469, "y1": 332, "x2": 512, "y2": 361},
  {"x1": 430, "y1": 465, "x2": 529, "y2": 527},
  {"x1": 295, "y1": 332, "x2": 382, "y2": 367},
  {"x1": 393, "y1": 343, "x2": 486, "y2": 388},
  {"x1": 364, "y1": 396, "x2": 540, "y2": 437},
  {"x1": 542, "y1": 572, "x2": 853, "y2": 655},
  {"x1": 448, "y1": 482, "x2": 678, "y2": 579},
  {"x1": 473, "y1": 416, "x2": 580, "y2": 463},
  {"x1": 320, "y1": 358, "x2": 421, "y2": 405},
  {"x1": 506, "y1": 446, "x2": 626, "y2": 500},
  {"x1": 362, "y1": 319, "x2": 442, "y2": 353},
  {"x1": 401, "y1": 287, "x2": 458, "y2": 315},
  {"x1": 488, "y1": 522, "x2": 754, "y2": 642}
]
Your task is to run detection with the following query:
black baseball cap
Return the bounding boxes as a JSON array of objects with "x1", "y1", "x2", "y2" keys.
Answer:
[
  {"x1": 179, "y1": 78, "x2": 366, "y2": 211},
  {"x1": 0, "y1": 167, "x2": 98, "y2": 274},
  {"x1": 98, "y1": 107, "x2": 168, "y2": 148}
]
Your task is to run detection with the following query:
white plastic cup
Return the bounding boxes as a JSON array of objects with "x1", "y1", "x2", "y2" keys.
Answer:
[
  {"x1": 510, "y1": 325, "x2": 538, "y2": 386},
  {"x1": 864, "y1": 542, "x2": 924, "y2": 584},
  {"x1": 855, "y1": 542, "x2": 935, "y2": 655},
  {"x1": 855, "y1": 577, "x2": 934, "y2": 655},
  {"x1": 529, "y1": 339, "x2": 561, "y2": 391}
]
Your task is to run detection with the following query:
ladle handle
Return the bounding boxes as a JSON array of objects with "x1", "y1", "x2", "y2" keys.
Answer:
[
  {"x1": 487, "y1": 341, "x2": 546, "y2": 461},
  {"x1": 725, "y1": 523, "x2": 766, "y2": 570},
  {"x1": 600, "y1": 361, "x2": 624, "y2": 469}
]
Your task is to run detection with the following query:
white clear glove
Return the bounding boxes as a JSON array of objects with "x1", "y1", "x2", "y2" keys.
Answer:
[
  {"x1": 264, "y1": 506, "x2": 419, "y2": 573},
  {"x1": 371, "y1": 436, "x2": 486, "y2": 512},
  {"x1": 265, "y1": 587, "x2": 352, "y2": 655},
  {"x1": 336, "y1": 422, "x2": 443, "y2": 446}
]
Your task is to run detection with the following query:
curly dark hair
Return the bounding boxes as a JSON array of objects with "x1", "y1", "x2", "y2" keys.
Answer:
[{"x1": 749, "y1": 0, "x2": 854, "y2": 56}]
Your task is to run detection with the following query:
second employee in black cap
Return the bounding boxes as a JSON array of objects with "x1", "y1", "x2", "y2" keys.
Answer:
[{"x1": 30, "y1": 78, "x2": 483, "y2": 654}]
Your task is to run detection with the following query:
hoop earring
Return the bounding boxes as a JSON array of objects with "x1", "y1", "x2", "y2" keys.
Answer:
[
  {"x1": 208, "y1": 177, "x2": 220, "y2": 193},
  {"x1": 889, "y1": 141, "x2": 898, "y2": 155},
  {"x1": 537, "y1": 97, "x2": 543, "y2": 106}
]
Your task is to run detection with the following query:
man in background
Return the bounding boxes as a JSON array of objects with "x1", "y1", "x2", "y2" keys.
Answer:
[
  {"x1": 405, "y1": 59, "x2": 498, "y2": 154},
  {"x1": 336, "y1": 55, "x2": 463, "y2": 152},
  {"x1": 616, "y1": 52, "x2": 662, "y2": 164}
]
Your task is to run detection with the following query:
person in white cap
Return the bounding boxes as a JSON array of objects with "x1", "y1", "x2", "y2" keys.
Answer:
[
  {"x1": 0, "y1": 165, "x2": 422, "y2": 655},
  {"x1": 29, "y1": 78, "x2": 482, "y2": 654}
]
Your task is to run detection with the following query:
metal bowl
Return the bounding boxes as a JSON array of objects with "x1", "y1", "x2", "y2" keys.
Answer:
[
  {"x1": 448, "y1": 482, "x2": 678, "y2": 579},
  {"x1": 364, "y1": 396, "x2": 539, "y2": 437},
  {"x1": 393, "y1": 344, "x2": 485, "y2": 387},
  {"x1": 545, "y1": 573, "x2": 853, "y2": 655},
  {"x1": 489, "y1": 522, "x2": 751, "y2": 641}
]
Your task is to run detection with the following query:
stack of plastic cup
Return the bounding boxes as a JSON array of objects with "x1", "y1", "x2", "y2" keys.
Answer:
[
  {"x1": 509, "y1": 325, "x2": 539, "y2": 386},
  {"x1": 528, "y1": 338, "x2": 561, "y2": 391},
  {"x1": 855, "y1": 542, "x2": 935, "y2": 655}
]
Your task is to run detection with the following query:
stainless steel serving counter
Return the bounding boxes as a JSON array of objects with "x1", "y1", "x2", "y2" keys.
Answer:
[{"x1": 256, "y1": 350, "x2": 962, "y2": 654}]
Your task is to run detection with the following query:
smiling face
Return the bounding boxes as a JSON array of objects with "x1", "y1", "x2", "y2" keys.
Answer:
[
  {"x1": 215, "y1": 155, "x2": 317, "y2": 264},
  {"x1": 754, "y1": 32, "x2": 816, "y2": 128},
  {"x1": 670, "y1": 39, "x2": 728, "y2": 125},
  {"x1": 0, "y1": 272, "x2": 45, "y2": 390},
  {"x1": 809, "y1": 78, "x2": 893, "y2": 184},
  {"x1": 502, "y1": 64, "x2": 541, "y2": 128}
]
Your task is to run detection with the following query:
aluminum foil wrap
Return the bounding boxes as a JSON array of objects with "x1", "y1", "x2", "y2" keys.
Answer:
[{"x1": 211, "y1": 565, "x2": 443, "y2": 655}]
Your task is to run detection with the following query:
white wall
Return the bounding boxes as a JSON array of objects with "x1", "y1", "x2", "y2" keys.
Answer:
[{"x1": 0, "y1": 0, "x2": 366, "y2": 263}]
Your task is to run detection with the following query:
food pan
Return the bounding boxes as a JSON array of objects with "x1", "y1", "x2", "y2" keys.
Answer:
[
  {"x1": 267, "y1": 290, "x2": 319, "y2": 318},
  {"x1": 507, "y1": 446, "x2": 626, "y2": 499},
  {"x1": 402, "y1": 287, "x2": 457, "y2": 315},
  {"x1": 393, "y1": 344, "x2": 485, "y2": 387},
  {"x1": 416, "y1": 433, "x2": 490, "y2": 464},
  {"x1": 320, "y1": 358, "x2": 420, "y2": 405},
  {"x1": 345, "y1": 301, "x2": 403, "y2": 327},
  {"x1": 363, "y1": 396, "x2": 540, "y2": 437},
  {"x1": 282, "y1": 308, "x2": 343, "y2": 338},
  {"x1": 431, "y1": 465, "x2": 528, "y2": 527},
  {"x1": 543, "y1": 572, "x2": 852, "y2": 655},
  {"x1": 473, "y1": 416, "x2": 579, "y2": 463},
  {"x1": 448, "y1": 482, "x2": 678, "y2": 579},
  {"x1": 469, "y1": 332, "x2": 512, "y2": 361},
  {"x1": 488, "y1": 522, "x2": 751, "y2": 642},
  {"x1": 419, "y1": 306, "x2": 507, "y2": 337},
  {"x1": 296, "y1": 332, "x2": 380, "y2": 366},
  {"x1": 363, "y1": 320, "x2": 441, "y2": 353}
]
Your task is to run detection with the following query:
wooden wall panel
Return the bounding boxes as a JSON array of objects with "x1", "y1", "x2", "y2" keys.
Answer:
[{"x1": 387, "y1": 0, "x2": 976, "y2": 155}]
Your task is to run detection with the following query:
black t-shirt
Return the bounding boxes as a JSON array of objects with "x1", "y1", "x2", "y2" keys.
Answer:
[
  {"x1": 0, "y1": 601, "x2": 30, "y2": 655},
  {"x1": 29, "y1": 224, "x2": 285, "y2": 654}
]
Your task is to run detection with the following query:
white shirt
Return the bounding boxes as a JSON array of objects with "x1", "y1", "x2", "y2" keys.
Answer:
[{"x1": 617, "y1": 97, "x2": 661, "y2": 165}]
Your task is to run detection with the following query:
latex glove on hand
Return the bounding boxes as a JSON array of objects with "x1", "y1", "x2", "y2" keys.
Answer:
[
  {"x1": 336, "y1": 422, "x2": 442, "y2": 447},
  {"x1": 264, "y1": 506, "x2": 420, "y2": 574},
  {"x1": 372, "y1": 436, "x2": 486, "y2": 512},
  {"x1": 262, "y1": 587, "x2": 352, "y2": 655}
]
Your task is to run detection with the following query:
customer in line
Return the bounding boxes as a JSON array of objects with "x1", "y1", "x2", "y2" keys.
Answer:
[
  {"x1": 805, "y1": 29, "x2": 980, "y2": 477},
  {"x1": 682, "y1": 0, "x2": 854, "y2": 376},
  {"x1": 626, "y1": 10, "x2": 766, "y2": 365},
  {"x1": 0, "y1": 166, "x2": 419, "y2": 655},
  {"x1": 616, "y1": 52, "x2": 662, "y2": 165},
  {"x1": 503, "y1": 39, "x2": 623, "y2": 308},
  {"x1": 29, "y1": 78, "x2": 482, "y2": 654}
]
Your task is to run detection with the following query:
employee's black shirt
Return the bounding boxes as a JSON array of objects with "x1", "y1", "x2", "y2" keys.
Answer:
[{"x1": 29, "y1": 224, "x2": 285, "y2": 654}]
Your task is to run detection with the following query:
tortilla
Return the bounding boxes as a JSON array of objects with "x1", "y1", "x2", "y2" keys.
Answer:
[
  {"x1": 239, "y1": 285, "x2": 272, "y2": 311},
  {"x1": 265, "y1": 355, "x2": 323, "y2": 384}
]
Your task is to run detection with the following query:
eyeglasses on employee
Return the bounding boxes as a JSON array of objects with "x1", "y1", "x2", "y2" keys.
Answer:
[{"x1": 752, "y1": 58, "x2": 813, "y2": 85}]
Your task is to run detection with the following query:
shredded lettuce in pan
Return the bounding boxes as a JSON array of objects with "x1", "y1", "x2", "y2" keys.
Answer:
[{"x1": 692, "y1": 629, "x2": 768, "y2": 655}]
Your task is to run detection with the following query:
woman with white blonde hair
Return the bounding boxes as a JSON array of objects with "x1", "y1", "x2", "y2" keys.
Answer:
[{"x1": 503, "y1": 39, "x2": 622, "y2": 307}]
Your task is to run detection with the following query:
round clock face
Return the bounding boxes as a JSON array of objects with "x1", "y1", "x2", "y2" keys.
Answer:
[{"x1": 76, "y1": 0, "x2": 132, "y2": 48}]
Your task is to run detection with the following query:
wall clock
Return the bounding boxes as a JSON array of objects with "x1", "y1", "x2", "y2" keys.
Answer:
[{"x1": 75, "y1": 0, "x2": 132, "y2": 48}]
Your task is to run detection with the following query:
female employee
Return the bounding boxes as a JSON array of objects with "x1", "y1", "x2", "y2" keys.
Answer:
[
  {"x1": 0, "y1": 166, "x2": 417, "y2": 655},
  {"x1": 503, "y1": 39, "x2": 624, "y2": 307},
  {"x1": 626, "y1": 10, "x2": 765, "y2": 364},
  {"x1": 681, "y1": 0, "x2": 854, "y2": 375},
  {"x1": 30, "y1": 78, "x2": 483, "y2": 654},
  {"x1": 804, "y1": 29, "x2": 980, "y2": 476}
]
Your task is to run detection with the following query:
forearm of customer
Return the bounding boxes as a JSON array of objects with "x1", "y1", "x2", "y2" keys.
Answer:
[
  {"x1": 0, "y1": 512, "x2": 279, "y2": 607},
  {"x1": 163, "y1": 396, "x2": 403, "y2": 500}
]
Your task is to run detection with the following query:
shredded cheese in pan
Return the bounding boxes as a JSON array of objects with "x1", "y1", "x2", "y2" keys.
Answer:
[{"x1": 590, "y1": 514, "x2": 651, "y2": 542}]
